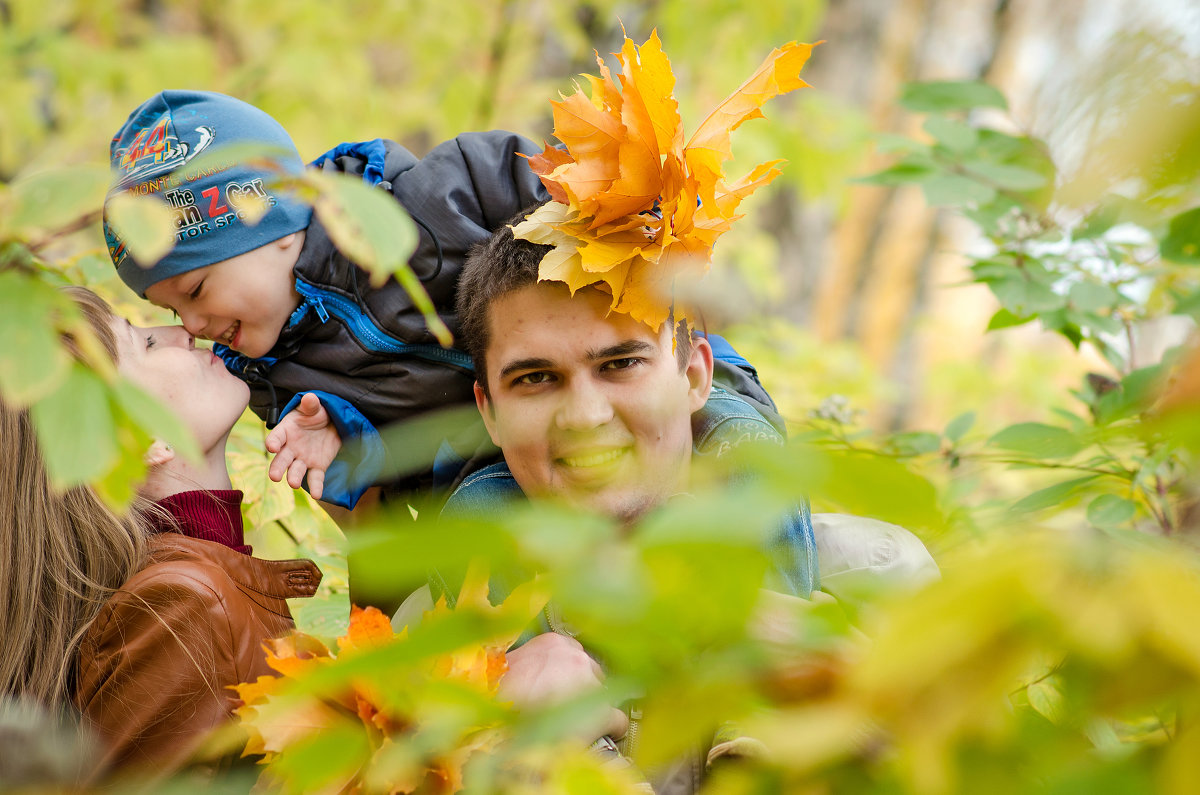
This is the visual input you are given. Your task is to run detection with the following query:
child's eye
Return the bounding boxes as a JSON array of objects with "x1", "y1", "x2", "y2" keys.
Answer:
[
  {"x1": 514, "y1": 372, "x2": 554, "y2": 386},
  {"x1": 189, "y1": 280, "x2": 204, "y2": 300}
]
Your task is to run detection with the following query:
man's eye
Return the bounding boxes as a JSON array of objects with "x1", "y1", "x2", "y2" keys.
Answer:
[
  {"x1": 514, "y1": 372, "x2": 553, "y2": 386},
  {"x1": 602, "y1": 357, "x2": 642, "y2": 371}
]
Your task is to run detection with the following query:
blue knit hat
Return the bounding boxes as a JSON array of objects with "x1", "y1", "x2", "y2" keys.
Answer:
[{"x1": 104, "y1": 90, "x2": 313, "y2": 297}]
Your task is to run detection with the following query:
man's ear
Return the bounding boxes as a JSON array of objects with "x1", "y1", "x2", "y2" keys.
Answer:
[
  {"x1": 144, "y1": 439, "x2": 176, "y2": 468},
  {"x1": 685, "y1": 337, "x2": 715, "y2": 413},
  {"x1": 474, "y1": 381, "x2": 502, "y2": 446}
]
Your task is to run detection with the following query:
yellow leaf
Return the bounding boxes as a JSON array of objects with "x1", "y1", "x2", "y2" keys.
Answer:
[
  {"x1": 104, "y1": 192, "x2": 176, "y2": 267},
  {"x1": 231, "y1": 674, "x2": 282, "y2": 709},
  {"x1": 515, "y1": 31, "x2": 817, "y2": 332},
  {"x1": 685, "y1": 41, "x2": 818, "y2": 208},
  {"x1": 264, "y1": 631, "x2": 332, "y2": 678}
]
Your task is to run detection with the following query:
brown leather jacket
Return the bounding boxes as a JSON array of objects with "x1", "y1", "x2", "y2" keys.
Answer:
[{"x1": 73, "y1": 533, "x2": 322, "y2": 776}]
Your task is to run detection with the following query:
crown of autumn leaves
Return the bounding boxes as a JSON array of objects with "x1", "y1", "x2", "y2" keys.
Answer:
[{"x1": 514, "y1": 31, "x2": 818, "y2": 332}]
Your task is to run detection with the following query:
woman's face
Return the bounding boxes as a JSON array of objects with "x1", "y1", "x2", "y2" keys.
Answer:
[{"x1": 111, "y1": 320, "x2": 250, "y2": 450}]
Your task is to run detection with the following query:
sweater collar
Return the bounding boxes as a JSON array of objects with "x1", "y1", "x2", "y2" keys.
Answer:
[{"x1": 148, "y1": 489, "x2": 252, "y2": 555}]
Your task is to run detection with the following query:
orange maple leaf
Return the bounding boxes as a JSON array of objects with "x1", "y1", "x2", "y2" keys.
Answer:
[
  {"x1": 517, "y1": 30, "x2": 819, "y2": 332},
  {"x1": 338, "y1": 604, "x2": 397, "y2": 657}
]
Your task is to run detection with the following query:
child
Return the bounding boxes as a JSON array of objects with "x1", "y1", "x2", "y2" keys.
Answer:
[{"x1": 104, "y1": 90, "x2": 783, "y2": 510}]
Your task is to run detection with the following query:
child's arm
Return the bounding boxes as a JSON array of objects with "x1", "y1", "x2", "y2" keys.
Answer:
[
  {"x1": 266, "y1": 393, "x2": 341, "y2": 500},
  {"x1": 266, "y1": 391, "x2": 387, "y2": 508}
]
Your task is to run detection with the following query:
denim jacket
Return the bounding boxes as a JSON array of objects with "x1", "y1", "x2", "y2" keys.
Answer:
[{"x1": 438, "y1": 385, "x2": 819, "y2": 602}]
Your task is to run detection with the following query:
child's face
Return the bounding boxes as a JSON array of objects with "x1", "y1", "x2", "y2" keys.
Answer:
[{"x1": 144, "y1": 232, "x2": 304, "y2": 359}]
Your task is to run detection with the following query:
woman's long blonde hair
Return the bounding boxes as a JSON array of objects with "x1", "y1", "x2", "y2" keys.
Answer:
[{"x1": 0, "y1": 287, "x2": 149, "y2": 708}]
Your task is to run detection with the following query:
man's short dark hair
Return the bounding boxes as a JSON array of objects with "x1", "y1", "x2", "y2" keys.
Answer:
[
  {"x1": 457, "y1": 203, "x2": 693, "y2": 395},
  {"x1": 456, "y1": 207, "x2": 549, "y2": 391}
]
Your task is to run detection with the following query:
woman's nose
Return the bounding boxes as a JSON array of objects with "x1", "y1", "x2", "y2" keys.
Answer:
[{"x1": 152, "y1": 325, "x2": 194, "y2": 348}]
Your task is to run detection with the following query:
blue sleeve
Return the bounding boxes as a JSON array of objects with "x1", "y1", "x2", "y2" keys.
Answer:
[
  {"x1": 278, "y1": 391, "x2": 385, "y2": 510},
  {"x1": 768, "y1": 499, "x2": 820, "y2": 597}
]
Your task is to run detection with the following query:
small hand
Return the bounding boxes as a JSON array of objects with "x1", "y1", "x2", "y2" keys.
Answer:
[
  {"x1": 499, "y1": 632, "x2": 628, "y2": 742},
  {"x1": 265, "y1": 393, "x2": 342, "y2": 500}
]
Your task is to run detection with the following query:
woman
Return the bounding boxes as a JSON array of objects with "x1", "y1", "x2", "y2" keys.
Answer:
[{"x1": 0, "y1": 287, "x2": 321, "y2": 777}]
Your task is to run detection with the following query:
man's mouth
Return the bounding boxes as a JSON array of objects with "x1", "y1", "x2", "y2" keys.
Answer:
[{"x1": 560, "y1": 448, "x2": 627, "y2": 469}]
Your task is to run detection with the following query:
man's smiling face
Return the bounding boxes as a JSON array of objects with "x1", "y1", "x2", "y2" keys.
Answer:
[{"x1": 475, "y1": 283, "x2": 713, "y2": 522}]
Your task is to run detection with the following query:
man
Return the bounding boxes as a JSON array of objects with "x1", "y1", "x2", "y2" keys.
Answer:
[{"x1": 445, "y1": 212, "x2": 819, "y2": 593}]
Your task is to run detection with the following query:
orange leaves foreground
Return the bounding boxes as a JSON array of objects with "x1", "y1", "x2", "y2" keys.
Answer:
[
  {"x1": 232, "y1": 565, "x2": 547, "y2": 794},
  {"x1": 516, "y1": 31, "x2": 819, "y2": 331}
]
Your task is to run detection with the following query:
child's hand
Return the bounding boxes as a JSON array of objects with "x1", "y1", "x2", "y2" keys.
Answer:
[{"x1": 265, "y1": 393, "x2": 342, "y2": 501}]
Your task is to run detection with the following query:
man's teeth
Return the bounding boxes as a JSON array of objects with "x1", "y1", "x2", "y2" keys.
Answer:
[{"x1": 562, "y1": 449, "x2": 624, "y2": 468}]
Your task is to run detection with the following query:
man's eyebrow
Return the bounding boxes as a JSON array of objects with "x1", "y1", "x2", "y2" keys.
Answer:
[
  {"x1": 498, "y1": 357, "x2": 556, "y2": 380},
  {"x1": 587, "y1": 340, "x2": 656, "y2": 361}
]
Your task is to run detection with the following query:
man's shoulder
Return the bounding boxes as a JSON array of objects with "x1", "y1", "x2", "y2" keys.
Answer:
[{"x1": 442, "y1": 461, "x2": 525, "y2": 517}]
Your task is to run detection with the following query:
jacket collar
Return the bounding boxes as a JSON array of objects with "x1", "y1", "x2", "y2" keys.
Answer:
[{"x1": 147, "y1": 533, "x2": 323, "y2": 599}]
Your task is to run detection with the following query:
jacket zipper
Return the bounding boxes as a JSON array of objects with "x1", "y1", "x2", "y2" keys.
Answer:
[{"x1": 293, "y1": 280, "x2": 474, "y2": 371}]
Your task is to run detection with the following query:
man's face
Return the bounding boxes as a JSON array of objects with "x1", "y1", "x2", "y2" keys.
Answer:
[
  {"x1": 476, "y1": 284, "x2": 713, "y2": 522},
  {"x1": 144, "y1": 232, "x2": 304, "y2": 359}
]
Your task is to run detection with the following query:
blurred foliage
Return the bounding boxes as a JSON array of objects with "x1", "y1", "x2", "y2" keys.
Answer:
[{"x1": 4, "y1": 2, "x2": 1200, "y2": 794}]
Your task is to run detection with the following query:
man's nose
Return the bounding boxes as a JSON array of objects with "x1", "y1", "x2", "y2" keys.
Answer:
[{"x1": 555, "y1": 380, "x2": 614, "y2": 431}]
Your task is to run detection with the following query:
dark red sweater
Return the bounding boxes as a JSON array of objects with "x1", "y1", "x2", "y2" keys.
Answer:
[{"x1": 146, "y1": 490, "x2": 251, "y2": 555}]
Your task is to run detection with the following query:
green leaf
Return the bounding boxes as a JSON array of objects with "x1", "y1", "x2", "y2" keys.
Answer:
[
  {"x1": 1010, "y1": 475, "x2": 1099, "y2": 513},
  {"x1": 963, "y1": 161, "x2": 1049, "y2": 191},
  {"x1": 305, "y1": 171, "x2": 450, "y2": 345},
  {"x1": 8, "y1": 165, "x2": 110, "y2": 237},
  {"x1": 921, "y1": 174, "x2": 996, "y2": 207},
  {"x1": 854, "y1": 157, "x2": 937, "y2": 186},
  {"x1": 1074, "y1": 202, "x2": 1122, "y2": 240},
  {"x1": 1093, "y1": 364, "x2": 1165, "y2": 424},
  {"x1": 988, "y1": 277, "x2": 1065, "y2": 315},
  {"x1": 900, "y1": 81, "x2": 1008, "y2": 113},
  {"x1": 944, "y1": 411, "x2": 976, "y2": 443},
  {"x1": 1067, "y1": 280, "x2": 1118, "y2": 312},
  {"x1": 1174, "y1": 287, "x2": 1200, "y2": 320},
  {"x1": 874, "y1": 133, "x2": 922, "y2": 154},
  {"x1": 988, "y1": 422, "x2": 1085, "y2": 459},
  {"x1": 888, "y1": 431, "x2": 941, "y2": 455},
  {"x1": 1038, "y1": 308, "x2": 1083, "y2": 348},
  {"x1": 1160, "y1": 206, "x2": 1200, "y2": 265},
  {"x1": 104, "y1": 192, "x2": 176, "y2": 267},
  {"x1": 970, "y1": 258, "x2": 1019, "y2": 282},
  {"x1": 1087, "y1": 495, "x2": 1136, "y2": 528},
  {"x1": 0, "y1": 272, "x2": 70, "y2": 406},
  {"x1": 1078, "y1": 310, "x2": 1123, "y2": 336},
  {"x1": 923, "y1": 116, "x2": 978, "y2": 153},
  {"x1": 1026, "y1": 678, "x2": 1066, "y2": 724},
  {"x1": 29, "y1": 365, "x2": 117, "y2": 489},
  {"x1": 986, "y1": 307, "x2": 1034, "y2": 331}
]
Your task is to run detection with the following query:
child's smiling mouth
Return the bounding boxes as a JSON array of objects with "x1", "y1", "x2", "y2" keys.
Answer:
[{"x1": 217, "y1": 321, "x2": 240, "y2": 347}]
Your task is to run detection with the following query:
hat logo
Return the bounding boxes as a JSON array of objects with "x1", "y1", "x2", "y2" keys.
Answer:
[{"x1": 114, "y1": 114, "x2": 216, "y2": 190}]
